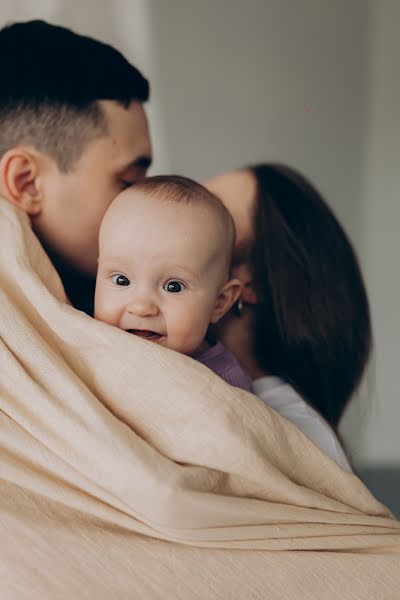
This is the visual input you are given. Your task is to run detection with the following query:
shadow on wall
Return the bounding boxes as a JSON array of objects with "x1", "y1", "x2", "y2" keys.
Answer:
[{"x1": 358, "y1": 467, "x2": 400, "y2": 518}]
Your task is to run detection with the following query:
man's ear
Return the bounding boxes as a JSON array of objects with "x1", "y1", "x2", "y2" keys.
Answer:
[
  {"x1": 210, "y1": 278, "x2": 243, "y2": 324},
  {"x1": 0, "y1": 148, "x2": 44, "y2": 215}
]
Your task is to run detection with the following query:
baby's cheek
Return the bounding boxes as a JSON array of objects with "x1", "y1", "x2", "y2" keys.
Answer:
[
  {"x1": 170, "y1": 307, "x2": 209, "y2": 351},
  {"x1": 94, "y1": 289, "x2": 121, "y2": 326}
]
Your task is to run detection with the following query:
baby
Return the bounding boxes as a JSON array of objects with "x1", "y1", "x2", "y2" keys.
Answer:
[{"x1": 94, "y1": 175, "x2": 253, "y2": 392}]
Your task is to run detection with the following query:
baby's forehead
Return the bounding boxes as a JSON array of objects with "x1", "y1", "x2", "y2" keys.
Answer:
[
  {"x1": 105, "y1": 188, "x2": 219, "y2": 234},
  {"x1": 101, "y1": 187, "x2": 232, "y2": 269}
]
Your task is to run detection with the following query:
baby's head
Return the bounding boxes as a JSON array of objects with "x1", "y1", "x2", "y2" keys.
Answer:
[{"x1": 94, "y1": 175, "x2": 242, "y2": 355}]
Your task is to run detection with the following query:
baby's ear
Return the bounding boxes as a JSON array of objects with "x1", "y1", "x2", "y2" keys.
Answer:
[{"x1": 210, "y1": 278, "x2": 243, "y2": 324}]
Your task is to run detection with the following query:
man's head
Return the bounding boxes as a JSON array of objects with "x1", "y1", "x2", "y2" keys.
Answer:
[
  {"x1": 0, "y1": 20, "x2": 152, "y2": 275},
  {"x1": 95, "y1": 176, "x2": 242, "y2": 356}
]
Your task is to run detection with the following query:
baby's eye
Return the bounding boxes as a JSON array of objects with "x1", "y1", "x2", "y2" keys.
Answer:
[
  {"x1": 164, "y1": 280, "x2": 186, "y2": 293},
  {"x1": 111, "y1": 274, "x2": 130, "y2": 286}
]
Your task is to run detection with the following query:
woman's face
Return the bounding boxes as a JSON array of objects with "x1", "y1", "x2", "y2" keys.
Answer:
[
  {"x1": 204, "y1": 170, "x2": 258, "y2": 293},
  {"x1": 203, "y1": 169, "x2": 260, "y2": 375},
  {"x1": 204, "y1": 170, "x2": 257, "y2": 251}
]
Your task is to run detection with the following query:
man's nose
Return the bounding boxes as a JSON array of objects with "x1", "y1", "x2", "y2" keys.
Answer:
[{"x1": 126, "y1": 294, "x2": 159, "y2": 318}]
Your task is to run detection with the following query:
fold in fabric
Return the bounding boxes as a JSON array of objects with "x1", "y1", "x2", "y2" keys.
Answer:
[{"x1": 1, "y1": 198, "x2": 399, "y2": 599}]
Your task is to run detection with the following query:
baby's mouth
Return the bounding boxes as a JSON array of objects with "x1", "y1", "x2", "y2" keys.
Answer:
[{"x1": 126, "y1": 329, "x2": 163, "y2": 341}]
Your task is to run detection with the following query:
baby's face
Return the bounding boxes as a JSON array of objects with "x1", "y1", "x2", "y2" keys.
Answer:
[{"x1": 95, "y1": 190, "x2": 234, "y2": 355}]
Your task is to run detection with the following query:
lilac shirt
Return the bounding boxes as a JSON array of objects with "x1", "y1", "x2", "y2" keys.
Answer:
[{"x1": 194, "y1": 341, "x2": 253, "y2": 392}]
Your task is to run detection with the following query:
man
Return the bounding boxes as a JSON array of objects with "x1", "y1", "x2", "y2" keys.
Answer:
[{"x1": 0, "y1": 20, "x2": 152, "y2": 313}]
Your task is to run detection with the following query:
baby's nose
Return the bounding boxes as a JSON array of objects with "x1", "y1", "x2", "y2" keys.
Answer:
[{"x1": 126, "y1": 295, "x2": 159, "y2": 318}]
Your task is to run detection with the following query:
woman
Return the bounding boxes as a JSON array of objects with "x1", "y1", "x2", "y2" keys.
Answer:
[{"x1": 205, "y1": 164, "x2": 372, "y2": 470}]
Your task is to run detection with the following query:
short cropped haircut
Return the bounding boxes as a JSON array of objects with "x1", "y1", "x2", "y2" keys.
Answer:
[
  {"x1": 133, "y1": 175, "x2": 236, "y2": 273},
  {"x1": 0, "y1": 20, "x2": 149, "y2": 171}
]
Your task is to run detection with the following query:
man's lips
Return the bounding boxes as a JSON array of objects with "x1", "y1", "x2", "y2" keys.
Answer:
[{"x1": 125, "y1": 329, "x2": 163, "y2": 340}]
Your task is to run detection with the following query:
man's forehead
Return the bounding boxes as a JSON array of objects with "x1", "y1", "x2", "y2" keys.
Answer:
[{"x1": 101, "y1": 100, "x2": 152, "y2": 163}]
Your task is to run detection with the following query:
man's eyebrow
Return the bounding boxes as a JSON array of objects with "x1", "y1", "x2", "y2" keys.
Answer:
[{"x1": 120, "y1": 155, "x2": 152, "y2": 172}]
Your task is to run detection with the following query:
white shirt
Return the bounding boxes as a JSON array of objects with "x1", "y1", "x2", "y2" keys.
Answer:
[{"x1": 253, "y1": 376, "x2": 352, "y2": 471}]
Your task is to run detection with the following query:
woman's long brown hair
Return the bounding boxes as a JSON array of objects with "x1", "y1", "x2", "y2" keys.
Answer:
[{"x1": 248, "y1": 164, "x2": 372, "y2": 430}]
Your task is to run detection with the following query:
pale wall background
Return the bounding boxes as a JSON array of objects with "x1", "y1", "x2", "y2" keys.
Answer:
[{"x1": 1, "y1": 0, "x2": 398, "y2": 471}]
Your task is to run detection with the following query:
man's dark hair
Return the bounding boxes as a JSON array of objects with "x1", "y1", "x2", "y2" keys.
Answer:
[{"x1": 0, "y1": 20, "x2": 150, "y2": 170}]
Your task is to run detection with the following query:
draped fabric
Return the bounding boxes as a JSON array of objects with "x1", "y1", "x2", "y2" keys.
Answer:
[{"x1": 1, "y1": 197, "x2": 399, "y2": 598}]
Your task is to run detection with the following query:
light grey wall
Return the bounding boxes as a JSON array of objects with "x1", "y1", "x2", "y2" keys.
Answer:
[
  {"x1": 356, "y1": 0, "x2": 400, "y2": 465},
  {"x1": 0, "y1": 0, "x2": 398, "y2": 467},
  {"x1": 146, "y1": 0, "x2": 369, "y2": 248}
]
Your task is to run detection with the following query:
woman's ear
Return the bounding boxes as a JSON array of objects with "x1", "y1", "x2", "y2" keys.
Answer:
[
  {"x1": 0, "y1": 148, "x2": 44, "y2": 215},
  {"x1": 210, "y1": 278, "x2": 243, "y2": 324}
]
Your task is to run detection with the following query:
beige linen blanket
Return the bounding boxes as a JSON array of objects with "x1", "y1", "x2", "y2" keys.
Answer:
[{"x1": 0, "y1": 197, "x2": 399, "y2": 599}]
